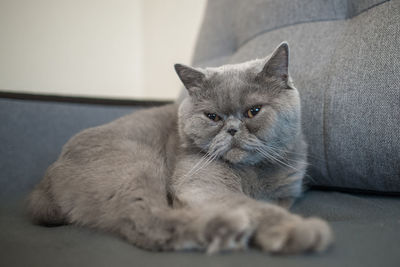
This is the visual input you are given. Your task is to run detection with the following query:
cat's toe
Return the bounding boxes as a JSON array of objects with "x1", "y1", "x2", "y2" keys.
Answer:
[
  {"x1": 304, "y1": 217, "x2": 333, "y2": 252},
  {"x1": 203, "y1": 209, "x2": 253, "y2": 254},
  {"x1": 254, "y1": 216, "x2": 333, "y2": 254}
]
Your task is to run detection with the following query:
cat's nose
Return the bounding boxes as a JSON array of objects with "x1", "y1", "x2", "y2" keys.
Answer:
[{"x1": 227, "y1": 128, "x2": 238, "y2": 136}]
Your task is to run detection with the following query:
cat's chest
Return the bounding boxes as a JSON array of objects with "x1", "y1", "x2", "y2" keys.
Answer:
[{"x1": 236, "y1": 165, "x2": 279, "y2": 200}]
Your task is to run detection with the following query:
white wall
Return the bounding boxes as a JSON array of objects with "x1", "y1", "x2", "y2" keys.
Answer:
[
  {"x1": 0, "y1": 0, "x2": 206, "y2": 100},
  {"x1": 142, "y1": 0, "x2": 206, "y2": 99}
]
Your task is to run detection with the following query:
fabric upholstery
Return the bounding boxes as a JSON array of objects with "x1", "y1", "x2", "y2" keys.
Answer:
[
  {"x1": 1, "y1": 189, "x2": 400, "y2": 267},
  {"x1": 0, "y1": 98, "x2": 137, "y2": 198},
  {"x1": 190, "y1": 0, "x2": 400, "y2": 193}
]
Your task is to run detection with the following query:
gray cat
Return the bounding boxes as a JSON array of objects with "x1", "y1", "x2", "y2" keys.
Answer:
[{"x1": 28, "y1": 43, "x2": 332, "y2": 254}]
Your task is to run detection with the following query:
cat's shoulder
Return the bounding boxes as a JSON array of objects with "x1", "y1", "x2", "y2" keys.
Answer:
[{"x1": 60, "y1": 103, "x2": 179, "y2": 155}]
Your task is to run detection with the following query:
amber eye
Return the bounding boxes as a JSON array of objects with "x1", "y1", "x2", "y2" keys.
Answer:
[
  {"x1": 205, "y1": 113, "x2": 221, "y2": 122},
  {"x1": 245, "y1": 105, "x2": 262, "y2": 118}
]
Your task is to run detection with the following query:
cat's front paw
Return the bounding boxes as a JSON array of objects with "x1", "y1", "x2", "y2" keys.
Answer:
[
  {"x1": 254, "y1": 216, "x2": 333, "y2": 254},
  {"x1": 202, "y1": 209, "x2": 254, "y2": 254}
]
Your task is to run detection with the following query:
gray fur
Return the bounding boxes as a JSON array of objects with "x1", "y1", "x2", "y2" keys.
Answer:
[{"x1": 27, "y1": 43, "x2": 332, "y2": 253}]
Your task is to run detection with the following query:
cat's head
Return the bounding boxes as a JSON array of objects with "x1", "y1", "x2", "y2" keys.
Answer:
[{"x1": 175, "y1": 43, "x2": 302, "y2": 165}]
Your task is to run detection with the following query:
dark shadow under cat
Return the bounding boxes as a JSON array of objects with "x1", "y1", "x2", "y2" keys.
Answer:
[{"x1": 27, "y1": 43, "x2": 332, "y2": 254}]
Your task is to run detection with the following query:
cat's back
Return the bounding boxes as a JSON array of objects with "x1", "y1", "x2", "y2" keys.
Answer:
[
  {"x1": 28, "y1": 103, "x2": 179, "y2": 226},
  {"x1": 59, "y1": 103, "x2": 179, "y2": 162}
]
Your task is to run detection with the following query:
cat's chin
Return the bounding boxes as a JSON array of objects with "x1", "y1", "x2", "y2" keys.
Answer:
[{"x1": 222, "y1": 148, "x2": 249, "y2": 164}]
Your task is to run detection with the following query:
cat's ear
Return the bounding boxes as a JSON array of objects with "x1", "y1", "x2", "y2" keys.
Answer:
[
  {"x1": 174, "y1": 64, "x2": 205, "y2": 93},
  {"x1": 258, "y1": 42, "x2": 289, "y2": 83}
]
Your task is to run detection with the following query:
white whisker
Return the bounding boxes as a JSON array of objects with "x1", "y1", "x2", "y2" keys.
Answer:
[
  {"x1": 262, "y1": 145, "x2": 307, "y2": 166},
  {"x1": 177, "y1": 152, "x2": 210, "y2": 187},
  {"x1": 189, "y1": 151, "x2": 218, "y2": 178},
  {"x1": 258, "y1": 140, "x2": 325, "y2": 163},
  {"x1": 177, "y1": 148, "x2": 221, "y2": 188},
  {"x1": 255, "y1": 146, "x2": 305, "y2": 173},
  {"x1": 185, "y1": 152, "x2": 210, "y2": 177},
  {"x1": 245, "y1": 138, "x2": 309, "y2": 169}
]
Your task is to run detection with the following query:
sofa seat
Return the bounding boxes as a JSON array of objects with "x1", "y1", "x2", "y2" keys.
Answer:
[{"x1": 1, "y1": 191, "x2": 400, "y2": 267}]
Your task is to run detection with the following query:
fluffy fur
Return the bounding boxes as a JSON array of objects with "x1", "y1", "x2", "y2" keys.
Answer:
[{"x1": 27, "y1": 43, "x2": 332, "y2": 253}]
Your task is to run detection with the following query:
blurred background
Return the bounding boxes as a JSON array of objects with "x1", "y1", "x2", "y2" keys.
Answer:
[{"x1": 0, "y1": 0, "x2": 206, "y2": 101}]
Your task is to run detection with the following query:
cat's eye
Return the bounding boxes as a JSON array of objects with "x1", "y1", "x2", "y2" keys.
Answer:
[
  {"x1": 205, "y1": 113, "x2": 221, "y2": 122},
  {"x1": 245, "y1": 105, "x2": 262, "y2": 118}
]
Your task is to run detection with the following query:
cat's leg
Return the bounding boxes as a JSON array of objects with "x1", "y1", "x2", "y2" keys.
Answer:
[
  {"x1": 172, "y1": 166, "x2": 332, "y2": 254},
  {"x1": 101, "y1": 162, "x2": 208, "y2": 251},
  {"x1": 27, "y1": 171, "x2": 66, "y2": 226},
  {"x1": 28, "y1": 146, "x2": 210, "y2": 251},
  {"x1": 177, "y1": 190, "x2": 332, "y2": 254}
]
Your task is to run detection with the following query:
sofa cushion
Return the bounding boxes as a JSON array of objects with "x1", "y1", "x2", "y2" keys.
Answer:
[
  {"x1": 0, "y1": 97, "x2": 140, "y2": 198},
  {"x1": 190, "y1": 0, "x2": 400, "y2": 193},
  {"x1": 1, "y1": 190, "x2": 399, "y2": 267}
]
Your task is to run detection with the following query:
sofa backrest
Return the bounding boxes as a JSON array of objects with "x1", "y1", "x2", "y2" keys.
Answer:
[
  {"x1": 189, "y1": 0, "x2": 400, "y2": 193},
  {"x1": 0, "y1": 97, "x2": 141, "y2": 198}
]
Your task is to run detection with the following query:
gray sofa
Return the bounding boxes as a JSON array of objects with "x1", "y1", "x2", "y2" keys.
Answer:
[{"x1": 1, "y1": 0, "x2": 399, "y2": 266}]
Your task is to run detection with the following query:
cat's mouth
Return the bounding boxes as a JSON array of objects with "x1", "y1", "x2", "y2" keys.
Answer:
[
  {"x1": 207, "y1": 135, "x2": 251, "y2": 164},
  {"x1": 222, "y1": 147, "x2": 248, "y2": 164},
  {"x1": 220, "y1": 140, "x2": 250, "y2": 164}
]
